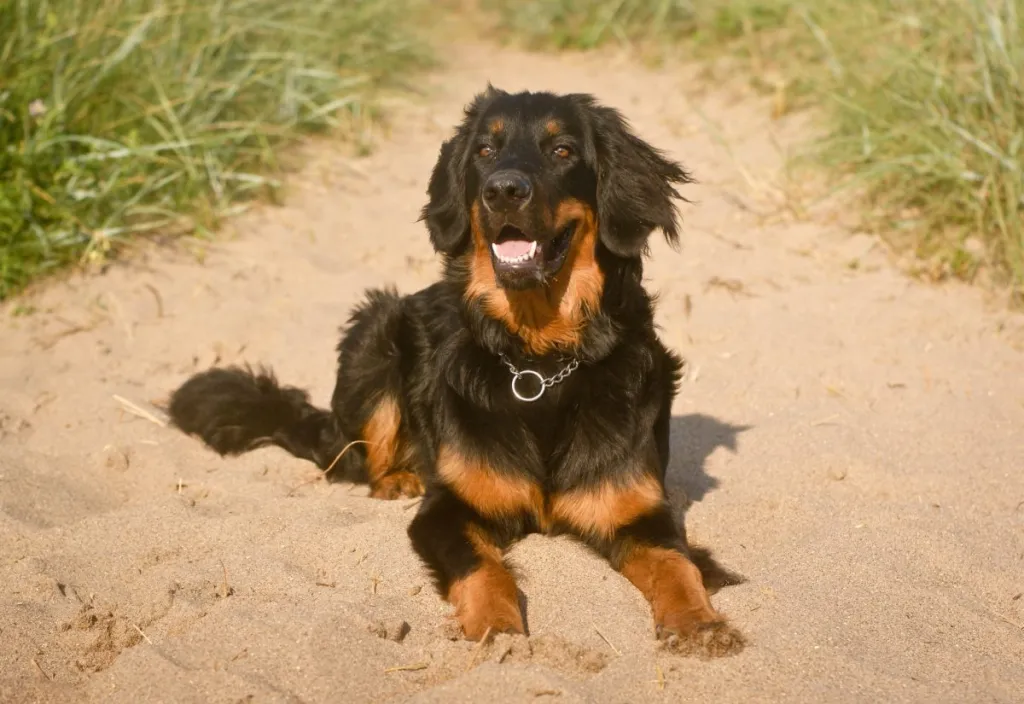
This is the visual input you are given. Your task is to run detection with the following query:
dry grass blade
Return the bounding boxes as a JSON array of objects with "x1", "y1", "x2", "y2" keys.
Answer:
[
  {"x1": 31, "y1": 658, "x2": 51, "y2": 681},
  {"x1": 655, "y1": 663, "x2": 666, "y2": 690},
  {"x1": 132, "y1": 623, "x2": 153, "y2": 644},
  {"x1": 594, "y1": 625, "x2": 621, "y2": 656},
  {"x1": 383, "y1": 662, "x2": 428, "y2": 673},
  {"x1": 984, "y1": 606, "x2": 1024, "y2": 631},
  {"x1": 143, "y1": 283, "x2": 165, "y2": 318},
  {"x1": 323, "y1": 440, "x2": 371, "y2": 477},
  {"x1": 474, "y1": 627, "x2": 494, "y2": 650},
  {"x1": 218, "y1": 559, "x2": 233, "y2": 599},
  {"x1": 286, "y1": 474, "x2": 324, "y2": 497},
  {"x1": 705, "y1": 276, "x2": 754, "y2": 298},
  {"x1": 113, "y1": 395, "x2": 168, "y2": 427}
]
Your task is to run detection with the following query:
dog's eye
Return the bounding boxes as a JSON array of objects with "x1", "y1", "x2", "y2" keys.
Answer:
[
  {"x1": 553, "y1": 145, "x2": 572, "y2": 159},
  {"x1": 477, "y1": 145, "x2": 494, "y2": 158}
]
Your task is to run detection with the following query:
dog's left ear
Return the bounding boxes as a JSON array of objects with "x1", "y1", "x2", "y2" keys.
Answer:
[
  {"x1": 573, "y1": 95, "x2": 693, "y2": 258},
  {"x1": 420, "y1": 85, "x2": 505, "y2": 255}
]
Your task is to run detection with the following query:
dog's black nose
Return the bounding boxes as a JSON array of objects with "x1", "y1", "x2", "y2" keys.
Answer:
[{"x1": 482, "y1": 170, "x2": 532, "y2": 212}]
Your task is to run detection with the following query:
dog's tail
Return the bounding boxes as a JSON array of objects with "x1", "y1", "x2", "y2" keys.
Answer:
[{"x1": 167, "y1": 365, "x2": 340, "y2": 469}]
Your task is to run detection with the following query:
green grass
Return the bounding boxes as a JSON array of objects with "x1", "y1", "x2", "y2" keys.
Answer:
[
  {"x1": 482, "y1": 0, "x2": 1024, "y2": 293},
  {"x1": 0, "y1": 0, "x2": 429, "y2": 300},
  {"x1": 481, "y1": 0, "x2": 699, "y2": 50}
]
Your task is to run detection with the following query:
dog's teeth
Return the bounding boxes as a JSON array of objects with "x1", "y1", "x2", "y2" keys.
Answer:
[{"x1": 491, "y1": 241, "x2": 539, "y2": 264}]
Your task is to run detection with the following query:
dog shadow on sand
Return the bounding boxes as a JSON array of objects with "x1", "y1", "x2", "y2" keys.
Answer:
[{"x1": 665, "y1": 413, "x2": 752, "y2": 594}]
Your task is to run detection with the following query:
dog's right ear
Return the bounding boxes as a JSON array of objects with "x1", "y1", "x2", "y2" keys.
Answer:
[
  {"x1": 420, "y1": 86, "x2": 503, "y2": 255},
  {"x1": 421, "y1": 134, "x2": 469, "y2": 255}
]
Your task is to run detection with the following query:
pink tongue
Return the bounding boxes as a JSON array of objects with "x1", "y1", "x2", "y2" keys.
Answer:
[{"x1": 495, "y1": 239, "x2": 532, "y2": 258}]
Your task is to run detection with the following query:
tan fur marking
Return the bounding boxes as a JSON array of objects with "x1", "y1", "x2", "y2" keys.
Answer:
[
  {"x1": 363, "y1": 396, "x2": 400, "y2": 482},
  {"x1": 466, "y1": 199, "x2": 604, "y2": 355},
  {"x1": 362, "y1": 397, "x2": 422, "y2": 499},
  {"x1": 620, "y1": 546, "x2": 718, "y2": 629},
  {"x1": 437, "y1": 446, "x2": 543, "y2": 519},
  {"x1": 369, "y1": 471, "x2": 423, "y2": 500},
  {"x1": 466, "y1": 524, "x2": 503, "y2": 563},
  {"x1": 489, "y1": 118, "x2": 504, "y2": 135},
  {"x1": 545, "y1": 119, "x2": 562, "y2": 136},
  {"x1": 550, "y1": 473, "x2": 664, "y2": 539},
  {"x1": 447, "y1": 559, "x2": 524, "y2": 640}
]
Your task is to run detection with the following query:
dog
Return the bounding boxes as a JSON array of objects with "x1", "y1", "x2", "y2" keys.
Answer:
[{"x1": 167, "y1": 86, "x2": 745, "y2": 657}]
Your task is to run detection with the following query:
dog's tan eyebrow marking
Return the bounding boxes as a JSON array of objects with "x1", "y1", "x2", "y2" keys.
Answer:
[
  {"x1": 545, "y1": 119, "x2": 562, "y2": 136},
  {"x1": 489, "y1": 118, "x2": 504, "y2": 135}
]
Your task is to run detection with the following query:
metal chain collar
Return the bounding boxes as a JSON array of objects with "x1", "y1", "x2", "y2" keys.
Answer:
[{"x1": 500, "y1": 354, "x2": 580, "y2": 402}]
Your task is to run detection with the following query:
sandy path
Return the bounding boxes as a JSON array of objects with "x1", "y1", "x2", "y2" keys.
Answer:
[{"x1": 2, "y1": 43, "x2": 1023, "y2": 704}]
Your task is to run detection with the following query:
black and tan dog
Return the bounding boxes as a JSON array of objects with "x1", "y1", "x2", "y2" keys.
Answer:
[{"x1": 167, "y1": 86, "x2": 745, "y2": 657}]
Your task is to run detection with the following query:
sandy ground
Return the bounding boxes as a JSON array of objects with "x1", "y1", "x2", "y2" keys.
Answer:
[{"x1": 2, "y1": 43, "x2": 1024, "y2": 704}]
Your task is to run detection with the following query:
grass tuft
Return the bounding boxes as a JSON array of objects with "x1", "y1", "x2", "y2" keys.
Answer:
[
  {"x1": 816, "y1": 0, "x2": 1023, "y2": 287},
  {"x1": 483, "y1": 0, "x2": 1024, "y2": 292},
  {"x1": 482, "y1": 0, "x2": 699, "y2": 51},
  {"x1": 0, "y1": 0, "x2": 430, "y2": 299}
]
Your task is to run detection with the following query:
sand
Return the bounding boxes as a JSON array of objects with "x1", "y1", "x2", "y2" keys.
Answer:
[{"x1": 2, "y1": 43, "x2": 1023, "y2": 704}]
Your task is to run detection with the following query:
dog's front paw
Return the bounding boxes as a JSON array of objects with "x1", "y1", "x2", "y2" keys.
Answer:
[
  {"x1": 460, "y1": 616, "x2": 525, "y2": 642},
  {"x1": 447, "y1": 563, "x2": 525, "y2": 642},
  {"x1": 456, "y1": 598, "x2": 525, "y2": 642},
  {"x1": 656, "y1": 619, "x2": 745, "y2": 658}
]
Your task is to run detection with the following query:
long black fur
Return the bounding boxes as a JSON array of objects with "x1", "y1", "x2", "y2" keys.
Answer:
[
  {"x1": 167, "y1": 87, "x2": 740, "y2": 649},
  {"x1": 167, "y1": 366, "x2": 336, "y2": 467}
]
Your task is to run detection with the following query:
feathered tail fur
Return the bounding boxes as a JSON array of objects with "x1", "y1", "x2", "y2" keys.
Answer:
[{"x1": 167, "y1": 366, "x2": 340, "y2": 469}]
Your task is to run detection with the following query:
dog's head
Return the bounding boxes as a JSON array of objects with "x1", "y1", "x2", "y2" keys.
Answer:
[{"x1": 421, "y1": 86, "x2": 692, "y2": 291}]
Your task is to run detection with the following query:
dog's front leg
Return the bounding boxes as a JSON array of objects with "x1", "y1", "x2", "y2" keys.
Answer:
[
  {"x1": 614, "y1": 509, "x2": 745, "y2": 657},
  {"x1": 551, "y1": 465, "x2": 745, "y2": 658},
  {"x1": 407, "y1": 445, "x2": 541, "y2": 641},
  {"x1": 407, "y1": 486, "x2": 525, "y2": 640}
]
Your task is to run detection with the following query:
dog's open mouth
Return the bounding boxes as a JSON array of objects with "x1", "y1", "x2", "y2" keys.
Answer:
[
  {"x1": 489, "y1": 223, "x2": 575, "y2": 282},
  {"x1": 491, "y1": 226, "x2": 538, "y2": 265}
]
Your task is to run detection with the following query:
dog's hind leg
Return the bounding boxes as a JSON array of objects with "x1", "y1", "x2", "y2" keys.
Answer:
[
  {"x1": 355, "y1": 392, "x2": 424, "y2": 499},
  {"x1": 331, "y1": 287, "x2": 425, "y2": 499},
  {"x1": 168, "y1": 288, "x2": 426, "y2": 498}
]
